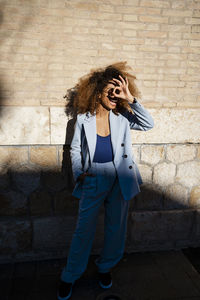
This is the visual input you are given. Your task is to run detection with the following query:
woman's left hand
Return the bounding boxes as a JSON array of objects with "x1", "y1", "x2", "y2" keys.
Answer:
[{"x1": 110, "y1": 75, "x2": 134, "y2": 103}]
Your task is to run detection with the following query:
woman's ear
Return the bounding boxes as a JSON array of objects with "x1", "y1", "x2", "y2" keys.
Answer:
[{"x1": 96, "y1": 93, "x2": 101, "y2": 104}]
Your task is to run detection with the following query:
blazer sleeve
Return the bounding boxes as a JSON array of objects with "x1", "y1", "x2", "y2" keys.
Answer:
[
  {"x1": 70, "y1": 117, "x2": 83, "y2": 182},
  {"x1": 121, "y1": 98, "x2": 154, "y2": 131}
]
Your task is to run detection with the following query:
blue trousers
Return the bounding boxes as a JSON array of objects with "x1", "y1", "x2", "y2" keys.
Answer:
[{"x1": 61, "y1": 161, "x2": 130, "y2": 284}]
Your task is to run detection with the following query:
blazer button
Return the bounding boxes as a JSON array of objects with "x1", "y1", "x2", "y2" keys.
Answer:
[
  {"x1": 121, "y1": 143, "x2": 124, "y2": 147},
  {"x1": 129, "y1": 165, "x2": 132, "y2": 169},
  {"x1": 123, "y1": 154, "x2": 128, "y2": 158}
]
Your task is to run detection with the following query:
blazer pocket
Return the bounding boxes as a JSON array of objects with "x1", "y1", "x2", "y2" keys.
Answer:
[{"x1": 82, "y1": 175, "x2": 96, "y2": 190}]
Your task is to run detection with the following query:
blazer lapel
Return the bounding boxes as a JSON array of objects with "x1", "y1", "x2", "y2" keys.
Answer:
[
  {"x1": 109, "y1": 110, "x2": 122, "y2": 160},
  {"x1": 83, "y1": 113, "x2": 97, "y2": 163},
  {"x1": 83, "y1": 110, "x2": 122, "y2": 163}
]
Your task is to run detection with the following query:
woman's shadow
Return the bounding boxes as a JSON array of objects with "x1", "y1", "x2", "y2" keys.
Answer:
[{"x1": 61, "y1": 87, "x2": 77, "y2": 194}]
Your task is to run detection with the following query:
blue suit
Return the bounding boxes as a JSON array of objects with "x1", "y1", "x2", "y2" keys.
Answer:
[
  {"x1": 70, "y1": 99, "x2": 154, "y2": 201},
  {"x1": 60, "y1": 99, "x2": 154, "y2": 285}
]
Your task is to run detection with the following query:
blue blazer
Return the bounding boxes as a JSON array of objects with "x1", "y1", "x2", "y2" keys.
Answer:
[{"x1": 70, "y1": 99, "x2": 154, "y2": 201}]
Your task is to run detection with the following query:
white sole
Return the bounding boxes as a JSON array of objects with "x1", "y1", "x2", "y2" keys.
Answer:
[{"x1": 99, "y1": 280, "x2": 112, "y2": 289}]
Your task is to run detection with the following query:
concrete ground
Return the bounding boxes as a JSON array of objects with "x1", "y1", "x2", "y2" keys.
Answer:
[{"x1": 1, "y1": 249, "x2": 200, "y2": 300}]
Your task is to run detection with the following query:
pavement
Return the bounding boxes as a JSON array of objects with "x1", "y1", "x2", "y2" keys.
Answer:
[{"x1": 1, "y1": 249, "x2": 200, "y2": 300}]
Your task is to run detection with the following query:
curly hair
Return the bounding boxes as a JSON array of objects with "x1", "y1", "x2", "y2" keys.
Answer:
[{"x1": 64, "y1": 61, "x2": 140, "y2": 116}]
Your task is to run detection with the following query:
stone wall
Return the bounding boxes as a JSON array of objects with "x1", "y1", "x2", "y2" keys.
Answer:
[
  {"x1": 0, "y1": 0, "x2": 200, "y2": 262},
  {"x1": 0, "y1": 143, "x2": 200, "y2": 263}
]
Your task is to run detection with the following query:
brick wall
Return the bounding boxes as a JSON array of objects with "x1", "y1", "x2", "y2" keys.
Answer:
[
  {"x1": 0, "y1": 0, "x2": 200, "y2": 262},
  {"x1": 1, "y1": 0, "x2": 200, "y2": 107}
]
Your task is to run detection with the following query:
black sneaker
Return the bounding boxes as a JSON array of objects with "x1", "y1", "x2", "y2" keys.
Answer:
[
  {"x1": 98, "y1": 271, "x2": 112, "y2": 289},
  {"x1": 57, "y1": 280, "x2": 73, "y2": 300}
]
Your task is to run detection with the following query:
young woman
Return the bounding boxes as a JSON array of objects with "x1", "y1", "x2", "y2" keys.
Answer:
[{"x1": 58, "y1": 61, "x2": 154, "y2": 300}]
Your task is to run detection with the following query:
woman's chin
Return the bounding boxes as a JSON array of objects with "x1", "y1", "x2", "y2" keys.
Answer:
[{"x1": 99, "y1": 99, "x2": 117, "y2": 111}]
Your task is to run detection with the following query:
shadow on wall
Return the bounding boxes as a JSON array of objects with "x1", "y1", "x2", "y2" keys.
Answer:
[
  {"x1": 0, "y1": 108, "x2": 200, "y2": 261},
  {"x1": 0, "y1": 162, "x2": 199, "y2": 262}
]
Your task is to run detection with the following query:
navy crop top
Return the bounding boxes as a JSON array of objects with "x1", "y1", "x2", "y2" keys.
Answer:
[{"x1": 93, "y1": 134, "x2": 114, "y2": 163}]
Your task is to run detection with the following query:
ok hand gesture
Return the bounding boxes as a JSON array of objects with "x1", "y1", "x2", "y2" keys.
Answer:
[{"x1": 110, "y1": 75, "x2": 134, "y2": 103}]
